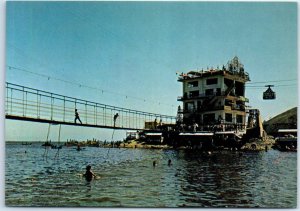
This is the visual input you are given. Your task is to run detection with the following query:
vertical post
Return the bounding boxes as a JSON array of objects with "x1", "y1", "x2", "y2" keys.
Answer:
[
  {"x1": 36, "y1": 91, "x2": 39, "y2": 118},
  {"x1": 135, "y1": 111, "x2": 137, "y2": 129},
  {"x1": 95, "y1": 104, "x2": 97, "y2": 125},
  {"x1": 22, "y1": 87, "x2": 25, "y2": 117},
  {"x1": 111, "y1": 109, "x2": 113, "y2": 127},
  {"x1": 37, "y1": 92, "x2": 41, "y2": 118},
  {"x1": 104, "y1": 105, "x2": 106, "y2": 126},
  {"x1": 125, "y1": 112, "x2": 128, "y2": 127},
  {"x1": 128, "y1": 111, "x2": 130, "y2": 128},
  {"x1": 74, "y1": 99, "x2": 77, "y2": 124},
  {"x1": 51, "y1": 94, "x2": 53, "y2": 121},
  {"x1": 121, "y1": 111, "x2": 123, "y2": 128},
  {"x1": 25, "y1": 91, "x2": 28, "y2": 116},
  {"x1": 10, "y1": 89, "x2": 12, "y2": 114},
  {"x1": 5, "y1": 86, "x2": 8, "y2": 114},
  {"x1": 85, "y1": 101, "x2": 87, "y2": 124},
  {"x1": 63, "y1": 96, "x2": 66, "y2": 122}
]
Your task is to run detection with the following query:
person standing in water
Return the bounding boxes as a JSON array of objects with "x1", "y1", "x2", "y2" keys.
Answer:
[
  {"x1": 74, "y1": 109, "x2": 82, "y2": 124},
  {"x1": 83, "y1": 165, "x2": 96, "y2": 182}
]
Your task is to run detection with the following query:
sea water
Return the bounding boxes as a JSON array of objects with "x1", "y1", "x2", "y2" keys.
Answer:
[{"x1": 5, "y1": 142, "x2": 297, "y2": 208}]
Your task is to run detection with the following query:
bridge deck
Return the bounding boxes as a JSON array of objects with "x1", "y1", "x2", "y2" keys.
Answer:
[{"x1": 6, "y1": 114, "x2": 143, "y2": 131}]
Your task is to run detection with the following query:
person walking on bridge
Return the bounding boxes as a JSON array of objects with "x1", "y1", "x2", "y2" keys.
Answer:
[
  {"x1": 113, "y1": 113, "x2": 119, "y2": 127},
  {"x1": 75, "y1": 109, "x2": 82, "y2": 124}
]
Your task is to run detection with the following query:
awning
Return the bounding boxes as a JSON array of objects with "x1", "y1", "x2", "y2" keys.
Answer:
[
  {"x1": 278, "y1": 129, "x2": 297, "y2": 133},
  {"x1": 179, "y1": 132, "x2": 214, "y2": 136},
  {"x1": 145, "y1": 133, "x2": 162, "y2": 136}
]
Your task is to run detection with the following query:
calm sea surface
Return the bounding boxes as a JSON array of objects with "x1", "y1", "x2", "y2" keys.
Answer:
[{"x1": 5, "y1": 142, "x2": 297, "y2": 208}]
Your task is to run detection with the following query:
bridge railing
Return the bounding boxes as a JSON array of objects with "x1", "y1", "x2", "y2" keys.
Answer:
[{"x1": 5, "y1": 82, "x2": 176, "y2": 130}]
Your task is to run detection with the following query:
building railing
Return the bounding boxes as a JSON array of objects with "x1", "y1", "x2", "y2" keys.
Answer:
[
  {"x1": 178, "y1": 104, "x2": 246, "y2": 113},
  {"x1": 177, "y1": 91, "x2": 228, "y2": 101},
  {"x1": 177, "y1": 69, "x2": 250, "y2": 81},
  {"x1": 177, "y1": 92, "x2": 249, "y2": 102}
]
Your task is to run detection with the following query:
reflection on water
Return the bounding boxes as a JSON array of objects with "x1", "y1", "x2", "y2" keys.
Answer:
[{"x1": 5, "y1": 143, "x2": 297, "y2": 208}]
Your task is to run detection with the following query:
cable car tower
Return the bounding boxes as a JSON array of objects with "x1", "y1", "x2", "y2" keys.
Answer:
[{"x1": 263, "y1": 85, "x2": 276, "y2": 100}]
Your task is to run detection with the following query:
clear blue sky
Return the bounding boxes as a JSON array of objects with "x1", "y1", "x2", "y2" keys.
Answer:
[{"x1": 5, "y1": 1, "x2": 298, "y2": 142}]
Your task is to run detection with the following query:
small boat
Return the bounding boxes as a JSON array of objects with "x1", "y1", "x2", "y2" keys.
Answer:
[
  {"x1": 274, "y1": 129, "x2": 297, "y2": 152},
  {"x1": 51, "y1": 145, "x2": 63, "y2": 149},
  {"x1": 42, "y1": 141, "x2": 53, "y2": 147}
]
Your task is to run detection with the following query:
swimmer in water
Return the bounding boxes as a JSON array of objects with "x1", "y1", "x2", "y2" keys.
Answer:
[{"x1": 83, "y1": 165, "x2": 96, "y2": 182}]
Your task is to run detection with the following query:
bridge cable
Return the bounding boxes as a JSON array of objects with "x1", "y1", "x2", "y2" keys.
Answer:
[
  {"x1": 43, "y1": 123, "x2": 51, "y2": 160},
  {"x1": 54, "y1": 124, "x2": 62, "y2": 159},
  {"x1": 105, "y1": 128, "x2": 116, "y2": 160},
  {"x1": 7, "y1": 65, "x2": 175, "y2": 111}
]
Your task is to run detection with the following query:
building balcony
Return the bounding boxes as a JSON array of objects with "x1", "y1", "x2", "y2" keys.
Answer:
[
  {"x1": 178, "y1": 93, "x2": 249, "y2": 103},
  {"x1": 177, "y1": 93, "x2": 206, "y2": 101},
  {"x1": 177, "y1": 91, "x2": 224, "y2": 101},
  {"x1": 178, "y1": 104, "x2": 246, "y2": 114}
]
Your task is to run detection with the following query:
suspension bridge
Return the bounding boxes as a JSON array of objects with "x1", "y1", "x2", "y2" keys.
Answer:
[{"x1": 5, "y1": 82, "x2": 176, "y2": 131}]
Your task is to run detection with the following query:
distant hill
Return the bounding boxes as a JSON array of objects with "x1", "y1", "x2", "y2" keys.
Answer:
[{"x1": 263, "y1": 107, "x2": 297, "y2": 135}]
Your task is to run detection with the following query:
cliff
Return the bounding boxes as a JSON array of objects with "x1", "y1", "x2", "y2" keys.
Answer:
[{"x1": 263, "y1": 107, "x2": 297, "y2": 135}]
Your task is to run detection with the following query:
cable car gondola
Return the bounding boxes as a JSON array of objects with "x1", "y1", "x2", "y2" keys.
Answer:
[{"x1": 263, "y1": 85, "x2": 276, "y2": 100}]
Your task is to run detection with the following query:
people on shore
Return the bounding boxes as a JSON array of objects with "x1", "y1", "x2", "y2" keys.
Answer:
[
  {"x1": 83, "y1": 165, "x2": 96, "y2": 182},
  {"x1": 74, "y1": 109, "x2": 82, "y2": 124},
  {"x1": 168, "y1": 159, "x2": 172, "y2": 166}
]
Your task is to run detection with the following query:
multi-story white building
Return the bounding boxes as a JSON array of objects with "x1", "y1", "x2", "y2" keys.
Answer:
[{"x1": 177, "y1": 57, "x2": 250, "y2": 131}]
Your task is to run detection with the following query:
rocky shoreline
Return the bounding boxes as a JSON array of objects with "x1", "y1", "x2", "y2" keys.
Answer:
[{"x1": 69, "y1": 137, "x2": 276, "y2": 152}]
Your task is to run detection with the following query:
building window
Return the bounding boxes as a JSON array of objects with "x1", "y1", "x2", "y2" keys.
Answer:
[
  {"x1": 225, "y1": 99, "x2": 232, "y2": 106},
  {"x1": 185, "y1": 102, "x2": 195, "y2": 112},
  {"x1": 205, "y1": 89, "x2": 214, "y2": 96},
  {"x1": 225, "y1": 113, "x2": 232, "y2": 122},
  {"x1": 189, "y1": 91, "x2": 199, "y2": 98},
  {"x1": 237, "y1": 115, "x2": 243, "y2": 124},
  {"x1": 216, "y1": 88, "x2": 221, "y2": 96},
  {"x1": 197, "y1": 100, "x2": 202, "y2": 111},
  {"x1": 187, "y1": 81, "x2": 198, "y2": 88},
  {"x1": 203, "y1": 113, "x2": 215, "y2": 124},
  {"x1": 206, "y1": 78, "x2": 218, "y2": 85}
]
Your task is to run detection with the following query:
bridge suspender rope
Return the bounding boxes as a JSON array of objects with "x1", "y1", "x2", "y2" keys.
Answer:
[
  {"x1": 105, "y1": 129, "x2": 115, "y2": 160},
  {"x1": 43, "y1": 123, "x2": 51, "y2": 159},
  {"x1": 54, "y1": 124, "x2": 62, "y2": 159},
  {"x1": 5, "y1": 82, "x2": 176, "y2": 130}
]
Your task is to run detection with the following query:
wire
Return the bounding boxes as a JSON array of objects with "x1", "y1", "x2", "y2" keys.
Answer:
[
  {"x1": 7, "y1": 65, "x2": 176, "y2": 109},
  {"x1": 246, "y1": 84, "x2": 297, "y2": 88},
  {"x1": 247, "y1": 79, "x2": 297, "y2": 84}
]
